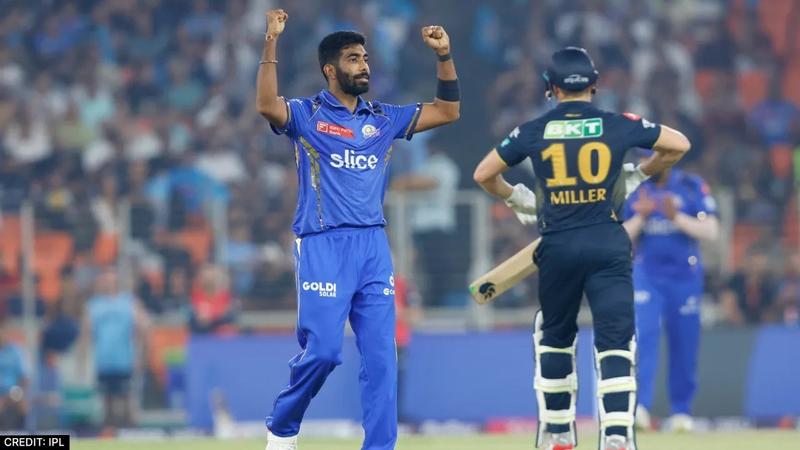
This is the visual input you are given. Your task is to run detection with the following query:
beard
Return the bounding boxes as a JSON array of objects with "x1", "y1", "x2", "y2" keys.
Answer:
[{"x1": 336, "y1": 66, "x2": 369, "y2": 96}]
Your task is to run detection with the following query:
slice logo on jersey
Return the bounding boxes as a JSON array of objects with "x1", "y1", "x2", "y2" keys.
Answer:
[
  {"x1": 330, "y1": 149, "x2": 379, "y2": 170},
  {"x1": 302, "y1": 281, "x2": 337, "y2": 297},
  {"x1": 543, "y1": 118, "x2": 603, "y2": 139},
  {"x1": 362, "y1": 124, "x2": 380, "y2": 139},
  {"x1": 316, "y1": 121, "x2": 354, "y2": 138}
]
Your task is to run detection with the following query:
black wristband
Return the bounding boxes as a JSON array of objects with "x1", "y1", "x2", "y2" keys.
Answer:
[
  {"x1": 437, "y1": 53, "x2": 452, "y2": 62},
  {"x1": 436, "y1": 78, "x2": 460, "y2": 102}
]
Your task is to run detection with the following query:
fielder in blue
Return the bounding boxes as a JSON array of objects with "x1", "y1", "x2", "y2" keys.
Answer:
[
  {"x1": 256, "y1": 9, "x2": 460, "y2": 450},
  {"x1": 623, "y1": 153, "x2": 719, "y2": 431}
]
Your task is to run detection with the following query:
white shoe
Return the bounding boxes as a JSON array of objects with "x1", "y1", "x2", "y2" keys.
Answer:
[
  {"x1": 543, "y1": 431, "x2": 574, "y2": 450},
  {"x1": 603, "y1": 434, "x2": 633, "y2": 450},
  {"x1": 266, "y1": 431, "x2": 298, "y2": 450},
  {"x1": 635, "y1": 405, "x2": 652, "y2": 431},
  {"x1": 668, "y1": 414, "x2": 694, "y2": 432}
]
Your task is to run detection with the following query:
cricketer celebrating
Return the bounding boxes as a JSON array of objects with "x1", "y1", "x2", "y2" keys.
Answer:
[
  {"x1": 473, "y1": 47, "x2": 691, "y2": 450},
  {"x1": 623, "y1": 153, "x2": 719, "y2": 431},
  {"x1": 256, "y1": 9, "x2": 460, "y2": 450}
]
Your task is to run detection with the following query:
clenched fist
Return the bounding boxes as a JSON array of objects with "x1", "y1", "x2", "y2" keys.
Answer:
[
  {"x1": 421, "y1": 25, "x2": 450, "y2": 56},
  {"x1": 266, "y1": 9, "x2": 288, "y2": 39}
]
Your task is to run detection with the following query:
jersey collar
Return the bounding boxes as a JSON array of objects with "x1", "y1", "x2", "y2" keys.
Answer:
[
  {"x1": 318, "y1": 89, "x2": 374, "y2": 115},
  {"x1": 555, "y1": 100, "x2": 593, "y2": 110}
]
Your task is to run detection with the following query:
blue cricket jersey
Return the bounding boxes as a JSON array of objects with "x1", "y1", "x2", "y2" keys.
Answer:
[
  {"x1": 625, "y1": 169, "x2": 717, "y2": 278},
  {"x1": 88, "y1": 292, "x2": 136, "y2": 374},
  {"x1": 271, "y1": 90, "x2": 422, "y2": 237},
  {"x1": 0, "y1": 344, "x2": 25, "y2": 395}
]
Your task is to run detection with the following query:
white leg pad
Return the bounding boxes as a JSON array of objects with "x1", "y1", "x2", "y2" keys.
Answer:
[
  {"x1": 594, "y1": 339, "x2": 638, "y2": 450},
  {"x1": 533, "y1": 311, "x2": 578, "y2": 448}
]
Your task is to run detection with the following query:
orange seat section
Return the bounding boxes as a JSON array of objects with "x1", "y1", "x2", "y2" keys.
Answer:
[
  {"x1": 0, "y1": 216, "x2": 21, "y2": 275},
  {"x1": 93, "y1": 233, "x2": 118, "y2": 265},
  {"x1": 783, "y1": 61, "x2": 800, "y2": 107},
  {"x1": 32, "y1": 232, "x2": 74, "y2": 273},
  {"x1": 695, "y1": 70, "x2": 721, "y2": 100},
  {"x1": 758, "y1": 0, "x2": 794, "y2": 56}
]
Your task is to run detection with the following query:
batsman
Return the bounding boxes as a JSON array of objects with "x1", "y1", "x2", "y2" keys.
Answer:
[{"x1": 473, "y1": 47, "x2": 691, "y2": 450}]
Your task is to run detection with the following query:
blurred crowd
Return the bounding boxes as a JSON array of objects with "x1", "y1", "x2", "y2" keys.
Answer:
[{"x1": 0, "y1": 0, "x2": 799, "y2": 346}]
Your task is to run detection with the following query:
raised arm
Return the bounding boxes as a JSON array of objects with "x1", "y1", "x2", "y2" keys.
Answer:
[
  {"x1": 414, "y1": 26, "x2": 461, "y2": 133},
  {"x1": 256, "y1": 9, "x2": 289, "y2": 128}
]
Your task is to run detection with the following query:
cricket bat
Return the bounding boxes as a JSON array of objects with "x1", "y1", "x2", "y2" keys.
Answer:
[{"x1": 468, "y1": 238, "x2": 541, "y2": 304}]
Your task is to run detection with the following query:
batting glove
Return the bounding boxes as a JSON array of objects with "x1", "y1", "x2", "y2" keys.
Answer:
[
  {"x1": 623, "y1": 163, "x2": 649, "y2": 198},
  {"x1": 505, "y1": 183, "x2": 538, "y2": 225}
]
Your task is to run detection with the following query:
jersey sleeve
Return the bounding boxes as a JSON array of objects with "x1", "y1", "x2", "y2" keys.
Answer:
[
  {"x1": 620, "y1": 112, "x2": 662, "y2": 149},
  {"x1": 269, "y1": 97, "x2": 311, "y2": 139},
  {"x1": 382, "y1": 102, "x2": 423, "y2": 140},
  {"x1": 496, "y1": 123, "x2": 537, "y2": 167}
]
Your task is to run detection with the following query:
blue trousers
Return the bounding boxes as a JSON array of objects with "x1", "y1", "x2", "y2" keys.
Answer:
[
  {"x1": 266, "y1": 226, "x2": 397, "y2": 450},
  {"x1": 634, "y1": 269, "x2": 702, "y2": 415}
]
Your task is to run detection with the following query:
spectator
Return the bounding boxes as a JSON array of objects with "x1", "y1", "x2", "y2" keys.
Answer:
[
  {"x1": 247, "y1": 244, "x2": 294, "y2": 310},
  {"x1": 0, "y1": 46, "x2": 23, "y2": 89},
  {"x1": 165, "y1": 58, "x2": 206, "y2": 113},
  {"x1": 54, "y1": 100, "x2": 93, "y2": 154},
  {"x1": 189, "y1": 265, "x2": 236, "y2": 334},
  {"x1": 720, "y1": 247, "x2": 779, "y2": 325},
  {"x1": 0, "y1": 322, "x2": 26, "y2": 430},
  {"x1": 38, "y1": 269, "x2": 81, "y2": 428},
  {"x1": 79, "y1": 266, "x2": 150, "y2": 428},
  {"x1": 224, "y1": 221, "x2": 259, "y2": 297},
  {"x1": 3, "y1": 104, "x2": 52, "y2": 165},
  {"x1": 748, "y1": 77, "x2": 800, "y2": 147}
]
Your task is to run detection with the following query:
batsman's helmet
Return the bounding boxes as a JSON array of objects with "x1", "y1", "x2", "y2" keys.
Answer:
[{"x1": 543, "y1": 46, "x2": 599, "y2": 94}]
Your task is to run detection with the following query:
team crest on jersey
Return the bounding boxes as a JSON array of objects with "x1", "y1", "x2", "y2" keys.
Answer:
[
  {"x1": 362, "y1": 124, "x2": 380, "y2": 138},
  {"x1": 623, "y1": 112, "x2": 641, "y2": 121},
  {"x1": 543, "y1": 118, "x2": 603, "y2": 139},
  {"x1": 316, "y1": 121, "x2": 354, "y2": 138}
]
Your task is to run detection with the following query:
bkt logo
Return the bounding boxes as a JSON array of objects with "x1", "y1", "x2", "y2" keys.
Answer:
[
  {"x1": 330, "y1": 149, "x2": 378, "y2": 170},
  {"x1": 302, "y1": 281, "x2": 337, "y2": 297}
]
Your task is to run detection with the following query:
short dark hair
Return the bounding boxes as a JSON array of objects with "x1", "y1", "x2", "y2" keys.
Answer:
[{"x1": 318, "y1": 31, "x2": 366, "y2": 80}]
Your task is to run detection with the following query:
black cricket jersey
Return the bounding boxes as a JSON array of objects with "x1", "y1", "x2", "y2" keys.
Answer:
[{"x1": 496, "y1": 101, "x2": 661, "y2": 235}]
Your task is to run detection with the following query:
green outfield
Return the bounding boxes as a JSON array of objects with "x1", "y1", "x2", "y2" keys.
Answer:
[{"x1": 73, "y1": 431, "x2": 800, "y2": 450}]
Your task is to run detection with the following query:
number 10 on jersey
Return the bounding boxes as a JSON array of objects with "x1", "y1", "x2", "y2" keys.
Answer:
[{"x1": 542, "y1": 141, "x2": 611, "y2": 187}]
